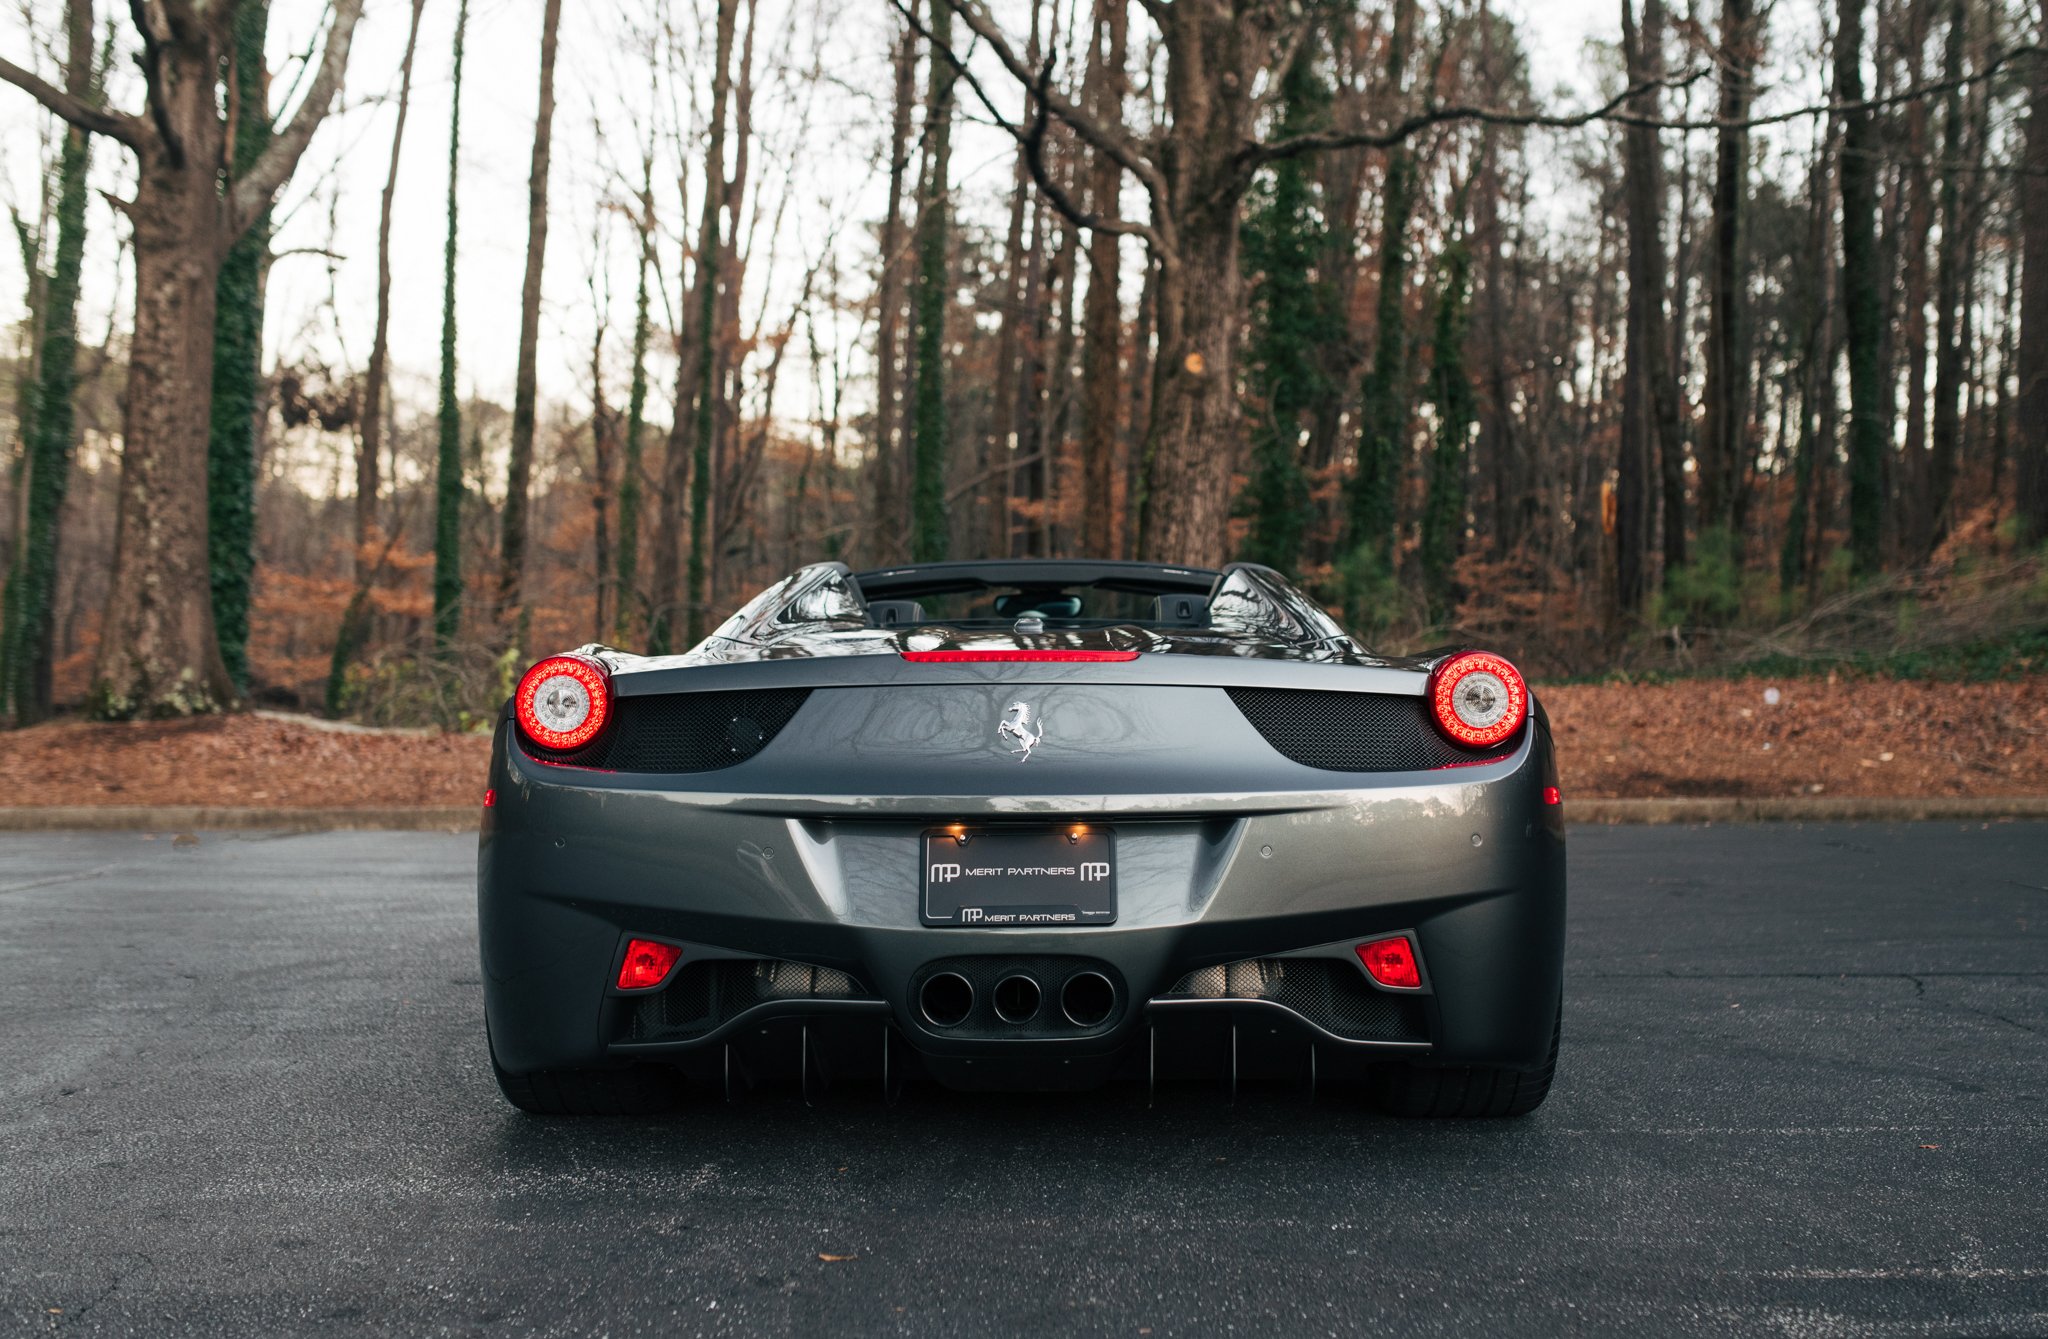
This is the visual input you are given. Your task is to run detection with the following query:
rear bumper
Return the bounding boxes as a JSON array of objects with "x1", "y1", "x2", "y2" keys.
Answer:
[{"x1": 478, "y1": 718, "x2": 1566, "y2": 1087}]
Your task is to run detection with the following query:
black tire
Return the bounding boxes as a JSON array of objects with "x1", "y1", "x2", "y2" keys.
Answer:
[
  {"x1": 489, "y1": 1041, "x2": 684, "y2": 1117},
  {"x1": 1368, "y1": 1003, "x2": 1560, "y2": 1118}
]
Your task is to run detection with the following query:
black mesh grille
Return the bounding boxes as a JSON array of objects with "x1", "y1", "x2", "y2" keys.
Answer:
[
  {"x1": 1226, "y1": 687, "x2": 1516, "y2": 772},
  {"x1": 1161, "y1": 958, "x2": 1429, "y2": 1043},
  {"x1": 626, "y1": 958, "x2": 871, "y2": 1042},
  {"x1": 570, "y1": 688, "x2": 810, "y2": 772}
]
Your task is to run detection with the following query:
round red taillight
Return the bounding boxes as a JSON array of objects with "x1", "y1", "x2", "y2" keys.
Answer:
[
  {"x1": 514, "y1": 654, "x2": 612, "y2": 752},
  {"x1": 1427, "y1": 651, "x2": 1529, "y2": 750}
]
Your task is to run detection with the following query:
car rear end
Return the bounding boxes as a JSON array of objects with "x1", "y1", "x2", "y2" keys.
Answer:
[{"x1": 478, "y1": 629, "x2": 1565, "y2": 1114}]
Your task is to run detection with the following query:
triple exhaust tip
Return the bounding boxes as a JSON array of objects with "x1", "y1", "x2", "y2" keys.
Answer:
[{"x1": 917, "y1": 969, "x2": 1117, "y2": 1029}]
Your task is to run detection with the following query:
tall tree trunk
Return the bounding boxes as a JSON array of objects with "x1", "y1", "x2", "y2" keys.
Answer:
[
  {"x1": 685, "y1": 0, "x2": 740, "y2": 645},
  {"x1": 1782, "y1": 138, "x2": 1835, "y2": 596},
  {"x1": 910, "y1": 0, "x2": 958, "y2": 562},
  {"x1": 1122, "y1": 248, "x2": 1155, "y2": 560},
  {"x1": 650, "y1": 0, "x2": 738, "y2": 653},
  {"x1": 1078, "y1": 0, "x2": 1128, "y2": 554},
  {"x1": 2019, "y1": 0, "x2": 2048, "y2": 545},
  {"x1": 1697, "y1": 0, "x2": 1755, "y2": 541},
  {"x1": 1, "y1": 0, "x2": 93, "y2": 725},
  {"x1": 1838, "y1": 0, "x2": 1887, "y2": 573},
  {"x1": 206, "y1": 1, "x2": 270, "y2": 697},
  {"x1": 325, "y1": 0, "x2": 427, "y2": 714},
  {"x1": 1125, "y1": 4, "x2": 1265, "y2": 566},
  {"x1": 870, "y1": 11, "x2": 919, "y2": 564},
  {"x1": 1618, "y1": 0, "x2": 1675, "y2": 613},
  {"x1": 616, "y1": 145, "x2": 654, "y2": 644},
  {"x1": 357, "y1": 0, "x2": 427, "y2": 557},
  {"x1": 433, "y1": 0, "x2": 470, "y2": 651},
  {"x1": 589, "y1": 298, "x2": 614, "y2": 642},
  {"x1": 1925, "y1": 0, "x2": 1968, "y2": 554},
  {"x1": 986, "y1": 105, "x2": 1035, "y2": 561},
  {"x1": 496, "y1": 0, "x2": 564, "y2": 633},
  {"x1": 1895, "y1": 2, "x2": 1935, "y2": 560}
]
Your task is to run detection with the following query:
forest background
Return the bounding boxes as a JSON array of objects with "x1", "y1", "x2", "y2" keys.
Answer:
[{"x1": 1, "y1": 0, "x2": 2044, "y2": 734}]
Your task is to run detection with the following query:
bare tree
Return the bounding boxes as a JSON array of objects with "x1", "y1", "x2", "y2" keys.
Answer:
[
  {"x1": 358, "y1": 0, "x2": 430, "y2": 558},
  {"x1": 498, "y1": 0, "x2": 566, "y2": 635}
]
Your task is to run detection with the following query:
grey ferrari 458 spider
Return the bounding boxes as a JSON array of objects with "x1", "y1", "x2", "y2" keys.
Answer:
[{"x1": 479, "y1": 559, "x2": 1565, "y2": 1117}]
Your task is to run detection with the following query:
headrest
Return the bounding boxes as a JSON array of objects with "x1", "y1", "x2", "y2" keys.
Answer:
[{"x1": 868, "y1": 599, "x2": 927, "y2": 628}]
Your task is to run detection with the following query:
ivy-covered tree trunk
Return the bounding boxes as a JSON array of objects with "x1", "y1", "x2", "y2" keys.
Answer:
[
  {"x1": 1239, "y1": 41, "x2": 1334, "y2": 579},
  {"x1": 1419, "y1": 238, "x2": 1474, "y2": 622},
  {"x1": 1, "y1": 0, "x2": 94, "y2": 725},
  {"x1": 1344, "y1": 0, "x2": 1419, "y2": 591},
  {"x1": 432, "y1": 0, "x2": 470, "y2": 652},
  {"x1": 1836, "y1": 0, "x2": 1887, "y2": 574},
  {"x1": 207, "y1": 0, "x2": 270, "y2": 696},
  {"x1": 909, "y1": 0, "x2": 956, "y2": 563}
]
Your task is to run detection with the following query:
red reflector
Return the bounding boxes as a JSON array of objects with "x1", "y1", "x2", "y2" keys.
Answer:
[
  {"x1": 1542, "y1": 785, "x2": 1562, "y2": 805},
  {"x1": 899, "y1": 649, "x2": 1140, "y2": 663},
  {"x1": 1356, "y1": 936, "x2": 1422, "y2": 990},
  {"x1": 617, "y1": 939, "x2": 682, "y2": 991},
  {"x1": 483, "y1": 788, "x2": 496, "y2": 808}
]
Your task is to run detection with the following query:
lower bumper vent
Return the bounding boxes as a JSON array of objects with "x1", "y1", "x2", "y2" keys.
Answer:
[
  {"x1": 1160, "y1": 959, "x2": 1429, "y2": 1043},
  {"x1": 626, "y1": 958, "x2": 871, "y2": 1042}
]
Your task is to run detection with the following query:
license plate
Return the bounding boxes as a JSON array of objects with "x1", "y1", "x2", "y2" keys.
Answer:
[{"x1": 920, "y1": 827, "x2": 1116, "y2": 927}]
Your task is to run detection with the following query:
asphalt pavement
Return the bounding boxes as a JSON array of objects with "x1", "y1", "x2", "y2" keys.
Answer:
[{"x1": 1, "y1": 822, "x2": 2044, "y2": 1337}]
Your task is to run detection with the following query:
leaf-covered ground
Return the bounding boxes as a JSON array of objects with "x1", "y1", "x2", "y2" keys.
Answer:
[{"x1": 1, "y1": 676, "x2": 2043, "y2": 807}]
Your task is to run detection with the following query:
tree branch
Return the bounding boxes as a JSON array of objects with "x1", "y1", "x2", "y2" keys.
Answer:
[
  {"x1": 888, "y1": 0, "x2": 1167, "y2": 252},
  {"x1": 1247, "y1": 67, "x2": 1717, "y2": 168},
  {"x1": 229, "y1": 0, "x2": 367, "y2": 232},
  {"x1": 1248, "y1": 43, "x2": 2045, "y2": 168},
  {"x1": 925, "y1": 0, "x2": 1169, "y2": 213},
  {"x1": 128, "y1": 0, "x2": 183, "y2": 164},
  {"x1": 0, "y1": 55, "x2": 145, "y2": 147}
]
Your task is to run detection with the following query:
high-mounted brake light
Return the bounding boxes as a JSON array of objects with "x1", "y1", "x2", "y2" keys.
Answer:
[
  {"x1": 1427, "y1": 650, "x2": 1529, "y2": 750},
  {"x1": 1356, "y1": 936, "x2": 1423, "y2": 990},
  {"x1": 617, "y1": 938, "x2": 682, "y2": 991},
  {"x1": 514, "y1": 654, "x2": 613, "y2": 752},
  {"x1": 899, "y1": 649, "x2": 1140, "y2": 663}
]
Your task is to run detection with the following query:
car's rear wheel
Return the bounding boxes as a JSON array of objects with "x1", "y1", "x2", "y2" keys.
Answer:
[
  {"x1": 1367, "y1": 1003, "x2": 1560, "y2": 1118},
  {"x1": 489, "y1": 1035, "x2": 683, "y2": 1116}
]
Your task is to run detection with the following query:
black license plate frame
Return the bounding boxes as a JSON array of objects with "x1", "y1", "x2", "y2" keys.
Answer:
[{"x1": 919, "y1": 826, "x2": 1117, "y2": 927}]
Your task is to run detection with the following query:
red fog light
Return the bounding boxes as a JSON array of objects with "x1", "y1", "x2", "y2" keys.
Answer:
[
  {"x1": 617, "y1": 939, "x2": 682, "y2": 991},
  {"x1": 1542, "y1": 785, "x2": 1562, "y2": 806},
  {"x1": 1356, "y1": 936, "x2": 1422, "y2": 990}
]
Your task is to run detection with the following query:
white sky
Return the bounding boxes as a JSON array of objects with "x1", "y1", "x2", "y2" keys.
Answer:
[{"x1": 2, "y1": 0, "x2": 1810, "y2": 453}]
